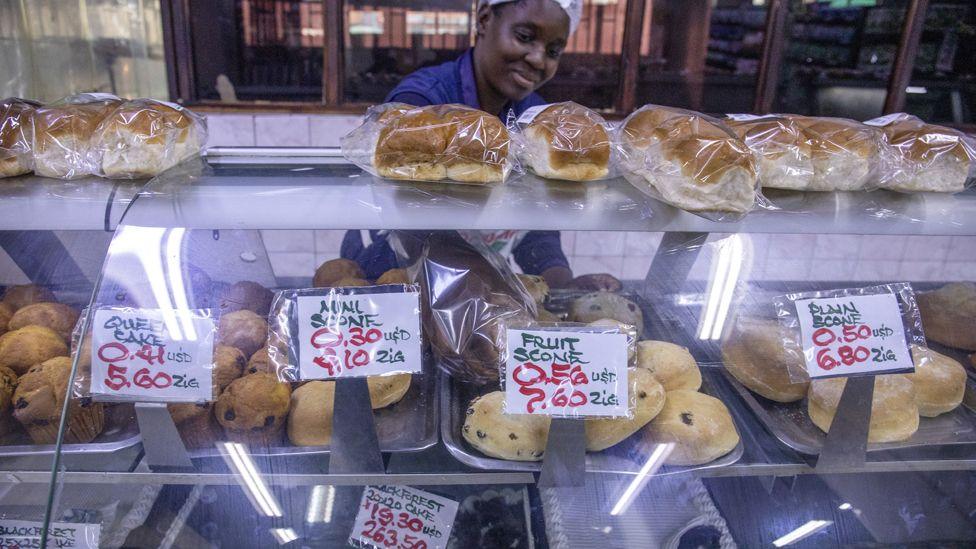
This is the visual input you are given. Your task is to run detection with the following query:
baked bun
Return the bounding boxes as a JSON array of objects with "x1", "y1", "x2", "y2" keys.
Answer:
[
  {"x1": 7, "y1": 302, "x2": 79, "y2": 342},
  {"x1": 868, "y1": 113, "x2": 975, "y2": 192},
  {"x1": 917, "y1": 282, "x2": 976, "y2": 351},
  {"x1": 313, "y1": 258, "x2": 365, "y2": 288},
  {"x1": 645, "y1": 389, "x2": 740, "y2": 466},
  {"x1": 636, "y1": 340, "x2": 702, "y2": 391},
  {"x1": 212, "y1": 345, "x2": 246, "y2": 395},
  {"x1": 726, "y1": 116, "x2": 815, "y2": 191},
  {"x1": 1, "y1": 98, "x2": 39, "y2": 178},
  {"x1": 93, "y1": 99, "x2": 205, "y2": 179},
  {"x1": 217, "y1": 310, "x2": 267, "y2": 358},
  {"x1": 621, "y1": 105, "x2": 757, "y2": 214},
  {"x1": 788, "y1": 115, "x2": 881, "y2": 191},
  {"x1": 0, "y1": 325, "x2": 69, "y2": 375},
  {"x1": 2, "y1": 285, "x2": 57, "y2": 312},
  {"x1": 522, "y1": 102, "x2": 610, "y2": 181},
  {"x1": 32, "y1": 96, "x2": 122, "y2": 179},
  {"x1": 216, "y1": 372, "x2": 291, "y2": 445},
  {"x1": 909, "y1": 346, "x2": 966, "y2": 417},
  {"x1": 218, "y1": 280, "x2": 273, "y2": 316},
  {"x1": 568, "y1": 292, "x2": 643, "y2": 337},
  {"x1": 373, "y1": 104, "x2": 510, "y2": 184},
  {"x1": 807, "y1": 374, "x2": 918, "y2": 443},
  {"x1": 721, "y1": 317, "x2": 809, "y2": 402},
  {"x1": 585, "y1": 368, "x2": 665, "y2": 451}
]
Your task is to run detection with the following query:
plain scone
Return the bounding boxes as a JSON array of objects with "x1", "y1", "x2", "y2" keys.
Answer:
[
  {"x1": 522, "y1": 102, "x2": 610, "y2": 181},
  {"x1": 807, "y1": 375, "x2": 919, "y2": 443},
  {"x1": 721, "y1": 317, "x2": 809, "y2": 402},
  {"x1": 644, "y1": 389, "x2": 740, "y2": 466},
  {"x1": 909, "y1": 346, "x2": 966, "y2": 417},
  {"x1": 916, "y1": 282, "x2": 976, "y2": 351}
]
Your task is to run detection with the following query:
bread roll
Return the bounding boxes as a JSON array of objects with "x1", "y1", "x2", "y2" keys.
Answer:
[
  {"x1": 917, "y1": 282, "x2": 976, "y2": 351},
  {"x1": 94, "y1": 99, "x2": 204, "y2": 178},
  {"x1": 721, "y1": 317, "x2": 809, "y2": 402},
  {"x1": 867, "y1": 113, "x2": 975, "y2": 193},
  {"x1": 636, "y1": 340, "x2": 702, "y2": 391},
  {"x1": 788, "y1": 115, "x2": 881, "y2": 191},
  {"x1": 807, "y1": 374, "x2": 918, "y2": 443},
  {"x1": 374, "y1": 104, "x2": 510, "y2": 184},
  {"x1": 726, "y1": 116, "x2": 815, "y2": 191},
  {"x1": 645, "y1": 389, "x2": 740, "y2": 466},
  {"x1": 32, "y1": 95, "x2": 122, "y2": 179},
  {"x1": 909, "y1": 346, "x2": 966, "y2": 417},
  {"x1": 0, "y1": 98, "x2": 38, "y2": 178},
  {"x1": 523, "y1": 102, "x2": 610, "y2": 181},
  {"x1": 585, "y1": 368, "x2": 665, "y2": 451},
  {"x1": 568, "y1": 292, "x2": 643, "y2": 337},
  {"x1": 621, "y1": 105, "x2": 757, "y2": 214}
]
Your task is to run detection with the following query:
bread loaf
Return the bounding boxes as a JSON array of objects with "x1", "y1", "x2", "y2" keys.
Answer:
[
  {"x1": 0, "y1": 98, "x2": 39, "y2": 178},
  {"x1": 32, "y1": 95, "x2": 122, "y2": 179},
  {"x1": 94, "y1": 99, "x2": 205, "y2": 178},
  {"x1": 522, "y1": 102, "x2": 610, "y2": 181},
  {"x1": 867, "y1": 113, "x2": 975, "y2": 193}
]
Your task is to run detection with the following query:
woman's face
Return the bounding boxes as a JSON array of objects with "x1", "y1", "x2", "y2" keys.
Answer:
[{"x1": 475, "y1": 0, "x2": 570, "y2": 102}]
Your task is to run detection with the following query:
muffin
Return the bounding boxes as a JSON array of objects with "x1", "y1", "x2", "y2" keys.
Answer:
[
  {"x1": 0, "y1": 325, "x2": 69, "y2": 375},
  {"x1": 376, "y1": 268, "x2": 411, "y2": 285},
  {"x1": 168, "y1": 402, "x2": 221, "y2": 449},
  {"x1": 313, "y1": 259, "x2": 365, "y2": 288},
  {"x1": 645, "y1": 390, "x2": 740, "y2": 466},
  {"x1": 217, "y1": 310, "x2": 267, "y2": 358},
  {"x1": 212, "y1": 345, "x2": 246, "y2": 395},
  {"x1": 215, "y1": 373, "x2": 291, "y2": 445},
  {"x1": 808, "y1": 374, "x2": 918, "y2": 443},
  {"x1": 7, "y1": 302, "x2": 80, "y2": 342},
  {"x1": 568, "y1": 292, "x2": 643, "y2": 337},
  {"x1": 516, "y1": 274, "x2": 550, "y2": 305},
  {"x1": 12, "y1": 357, "x2": 104, "y2": 443},
  {"x1": 0, "y1": 303, "x2": 12, "y2": 337},
  {"x1": 636, "y1": 340, "x2": 702, "y2": 391},
  {"x1": 0, "y1": 365, "x2": 18, "y2": 435},
  {"x1": 218, "y1": 281, "x2": 274, "y2": 316},
  {"x1": 1, "y1": 285, "x2": 57, "y2": 312},
  {"x1": 909, "y1": 346, "x2": 966, "y2": 417}
]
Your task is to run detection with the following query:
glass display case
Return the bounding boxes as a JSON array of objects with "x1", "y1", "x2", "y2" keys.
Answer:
[{"x1": 3, "y1": 149, "x2": 976, "y2": 547}]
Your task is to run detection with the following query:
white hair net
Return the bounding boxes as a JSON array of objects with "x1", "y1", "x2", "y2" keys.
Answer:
[{"x1": 480, "y1": 0, "x2": 583, "y2": 34}]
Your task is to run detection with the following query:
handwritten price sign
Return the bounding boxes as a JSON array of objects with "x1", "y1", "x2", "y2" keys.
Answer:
[
  {"x1": 349, "y1": 485, "x2": 459, "y2": 549},
  {"x1": 296, "y1": 292, "x2": 421, "y2": 380},
  {"x1": 795, "y1": 294, "x2": 913, "y2": 378},
  {"x1": 90, "y1": 308, "x2": 215, "y2": 401},
  {"x1": 504, "y1": 329, "x2": 628, "y2": 417},
  {"x1": 0, "y1": 520, "x2": 100, "y2": 549}
]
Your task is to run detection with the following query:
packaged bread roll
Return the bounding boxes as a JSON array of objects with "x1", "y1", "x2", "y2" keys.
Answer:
[
  {"x1": 32, "y1": 93, "x2": 122, "y2": 179},
  {"x1": 517, "y1": 102, "x2": 611, "y2": 181},
  {"x1": 725, "y1": 115, "x2": 815, "y2": 191},
  {"x1": 92, "y1": 98, "x2": 206, "y2": 179},
  {"x1": 342, "y1": 103, "x2": 512, "y2": 184},
  {"x1": 619, "y1": 105, "x2": 758, "y2": 218},
  {"x1": 865, "y1": 112, "x2": 975, "y2": 193},
  {"x1": 0, "y1": 98, "x2": 39, "y2": 178},
  {"x1": 787, "y1": 115, "x2": 882, "y2": 191}
]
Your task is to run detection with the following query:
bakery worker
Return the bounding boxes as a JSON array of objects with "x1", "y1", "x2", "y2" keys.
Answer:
[{"x1": 343, "y1": 0, "x2": 620, "y2": 291}]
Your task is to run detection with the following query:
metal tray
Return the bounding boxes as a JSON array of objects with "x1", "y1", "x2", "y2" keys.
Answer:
[
  {"x1": 441, "y1": 369, "x2": 744, "y2": 475},
  {"x1": 187, "y1": 368, "x2": 438, "y2": 458},
  {"x1": 0, "y1": 404, "x2": 142, "y2": 471}
]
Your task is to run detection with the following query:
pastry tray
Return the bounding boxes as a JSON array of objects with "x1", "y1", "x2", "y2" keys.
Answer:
[
  {"x1": 0, "y1": 404, "x2": 142, "y2": 471},
  {"x1": 187, "y1": 368, "x2": 438, "y2": 458}
]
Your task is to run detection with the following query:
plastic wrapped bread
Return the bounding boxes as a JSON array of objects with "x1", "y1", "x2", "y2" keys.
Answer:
[
  {"x1": 31, "y1": 93, "x2": 122, "y2": 179},
  {"x1": 516, "y1": 101, "x2": 611, "y2": 181},
  {"x1": 865, "y1": 112, "x2": 975, "y2": 193},
  {"x1": 341, "y1": 103, "x2": 513, "y2": 184},
  {"x1": 619, "y1": 104, "x2": 758, "y2": 219},
  {"x1": 92, "y1": 98, "x2": 207, "y2": 179},
  {"x1": 789, "y1": 115, "x2": 882, "y2": 191},
  {"x1": 725, "y1": 116, "x2": 815, "y2": 191},
  {"x1": 0, "y1": 98, "x2": 39, "y2": 178}
]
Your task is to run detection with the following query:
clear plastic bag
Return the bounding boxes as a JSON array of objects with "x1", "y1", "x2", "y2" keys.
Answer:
[
  {"x1": 0, "y1": 97, "x2": 40, "y2": 178},
  {"x1": 865, "y1": 112, "x2": 976, "y2": 193},
  {"x1": 724, "y1": 115, "x2": 816, "y2": 191},
  {"x1": 91, "y1": 98, "x2": 207, "y2": 179},
  {"x1": 341, "y1": 102, "x2": 514, "y2": 185},
  {"x1": 512, "y1": 101, "x2": 614, "y2": 182},
  {"x1": 617, "y1": 104, "x2": 760, "y2": 221},
  {"x1": 31, "y1": 93, "x2": 122, "y2": 179}
]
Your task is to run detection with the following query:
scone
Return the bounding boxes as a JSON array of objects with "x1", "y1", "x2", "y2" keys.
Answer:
[
  {"x1": 588, "y1": 319, "x2": 637, "y2": 361},
  {"x1": 367, "y1": 373, "x2": 412, "y2": 409},
  {"x1": 0, "y1": 303, "x2": 13, "y2": 337},
  {"x1": 0, "y1": 365, "x2": 18, "y2": 435},
  {"x1": 536, "y1": 308, "x2": 560, "y2": 322},
  {"x1": 1, "y1": 285, "x2": 56, "y2": 312},
  {"x1": 636, "y1": 340, "x2": 702, "y2": 391},
  {"x1": 7, "y1": 302, "x2": 80, "y2": 342},
  {"x1": 516, "y1": 274, "x2": 550, "y2": 305},
  {"x1": 215, "y1": 373, "x2": 291, "y2": 445},
  {"x1": 721, "y1": 317, "x2": 809, "y2": 402},
  {"x1": 463, "y1": 391, "x2": 550, "y2": 461},
  {"x1": 332, "y1": 277, "x2": 370, "y2": 287},
  {"x1": 246, "y1": 347, "x2": 274, "y2": 375},
  {"x1": 168, "y1": 402, "x2": 221, "y2": 449},
  {"x1": 917, "y1": 282, "x2": 976, "y2": 351},
  {"x1": 522, "y1": 102, "x2": 611, "y2": 181},
  {"x1": 568, "y1": 292, "x2": 643, "y2": 337},
  {"x1": 376, "y1": 268, "x2": 410, "y2": 285},
  {"x1": 12, "y1": 356, "x2": 104, "y2": 444},
  {"x1": 218, "y1": 281, "x2": 274, "y2": 316},
  {"x1": 313, "y1": 258, "x2": 365, "y2": 288},
  {"x1": 807, "y1": 375, "x2": 918, "y2": 443},
  {"x1": 212, "y1": 345, "x2": 246, "y2": 395},
  {"x1": 584, "y1": 368, "x2": 665, "y2": 451},
  {"x1": 0, "y1": 325, "x2": 69, "y2": 375},
  {"x1": 909, "y1": 346, "x2": 966, "y2": 417},
  {"x1": 217, "y1": 310, "x2": 267, "y2": 358},
  {"x1": 645, "y1": 390, "x2": 740, "y2": 466}
]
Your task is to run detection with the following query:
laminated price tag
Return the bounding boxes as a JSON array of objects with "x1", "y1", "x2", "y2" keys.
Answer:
[
  {"x1": 297, "y1": 291, "x2": 421, "y2": 380},
  {"x1": 516, "y1": 104, "x2": 549, "y2": 125},
  {"x1": 0, "y1": 519, "x2": 100, "y2": 549},
  {"x1": 794, "y1": 293, "x2": 914, "y2": 378},
  {"x1": 349, "y1": 485, "x2": 459, "y2": 549},
  {"x1": 90, "y1": 308, "x2": 215, "y2": 402},
  {"x1": 504, "y1": 329, "x2": 628, "y2": 417}
]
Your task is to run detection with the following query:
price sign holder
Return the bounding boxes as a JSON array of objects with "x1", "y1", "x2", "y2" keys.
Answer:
[
  {"x1": 135, "y1": 402, "x2": 194, "y2": 470},
  {"x1": 814, "y1": 376, "x2": 874, "y2": 471},
  {"x1": 329, "y1": 377, "x2": 385, "y2": 474},
  {"x1": 537, "y1": 418, "x2": 585, "y2": 487}
]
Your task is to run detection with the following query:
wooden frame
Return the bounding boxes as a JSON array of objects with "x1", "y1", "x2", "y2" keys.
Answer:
[
  {"x1": 884, "y1": 0, "x2": 930, "y2": 114},
  {"x1": 753, "y1": 0, "x2": 789, "y2": 114}
]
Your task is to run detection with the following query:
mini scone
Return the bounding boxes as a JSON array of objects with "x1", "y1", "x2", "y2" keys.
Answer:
[
  {"x1": 0, "y1": 325, "x2": 69, "y2": 375},
  {"x1": 522, "y1": 102, "x2": 611, "y2": 181},
  {"x1": 7, "y1": 302, "x2": 80, "y2": 342},
  {"x1": 808, "y1": 375, "x2": 919, "y2": 443},
  {"x1": 908, "y1": 346, "x2": 966, "y2": 417},
  {"x1": 721, "y1": 317, "x2": 809, "y2": 402},
  {"x1": 636, "y1": 340, "x2": 702, "y2": 391},
  {"x1": 585, "y1": 368, "x2": 665, "y2": 451},
  {"x1": 516, "y1": 274, "x2": 550, "y2": 305},
  {"x1": 217, "y1": 310, "x2": 267, "y2": 358},
  {"x1": 0, "y1": 365, "x2": 18, "y2": 435},
  {"x1": 215, "y1": 372, "x2": 291, "y2": 445},
  {"x1": 313, "y1": 259, "x2": 365, "y2": 288},
  {"x1": 916, "y1": 282, "x2": 976, "y2": 351},
  {"x1": 218, "y1": 280, "x2": 274, "y2": 316},
  {"x1": 645, "y1": 389, "x2": 740, "y2": 466},
  {"x1": 246, "y1": 347, "x2": 274, "y2": 375},
  {"x1": 368, "y1": 373, "x2": 412, "y2": 409},
  {"x1": 168, "y1": 402, "x2": 221, "y2": 449},
  {"x1": 463, "y1": 391, "x2": 550, "y2": 461},
  {"x1": 12, "y1": 357, "x2": 104, "y2": 444},
  {"x1": 331, "y1": 277, "x2": 370, "y2": 287},
  {"x1": 0, "y1": 303, "x2": 13, "y2": 337},
  {"x1": 1, "y1": 285, "x2": 57, "y2": 312},
  {"x1": 376, "y1": 268, "x2": 411, "y2": 285},
  {"x1": 212, "y1": 345, "x2": 246, "y2": 395},
  {"x1": 569, "y1": 292, "x2": 643, "y2": 337}
]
